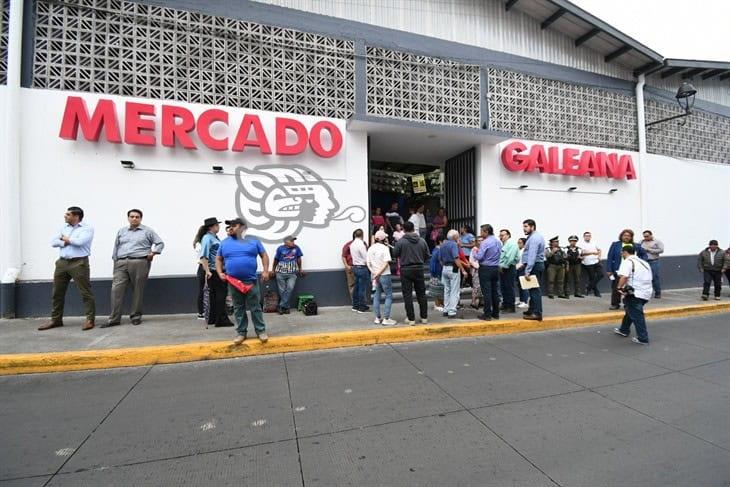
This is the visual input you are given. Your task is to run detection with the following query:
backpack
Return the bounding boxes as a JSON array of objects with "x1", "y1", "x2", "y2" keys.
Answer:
[{"x1": 303, "y1": 300, "x2": 318, "y2": 316}]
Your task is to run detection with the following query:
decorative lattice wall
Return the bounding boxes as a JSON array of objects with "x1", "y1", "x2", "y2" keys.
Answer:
[
  {"x1": 366, "y1": 47, "x2": 481, "y2": 127},
  {"x1": 488, "y1": 68, "x2": 638, "y2": 150},
  {"x1": 32, "y1": 0, "x2": 355, "y2": 118},
  {"x1": 0, "y1": 0, "x2": 9, "y2": 85},
  {"x1": 646, "y1": 99, "x2": 730, "y2": 164}
]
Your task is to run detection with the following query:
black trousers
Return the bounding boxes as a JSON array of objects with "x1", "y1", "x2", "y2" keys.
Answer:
[
  {"x1": 703, "y1": 270, "x2": 723, "y2": 297},
  {"x1": 207, "y1": 271, "x2": 230, "y2": 325},
  {"x1": 610, "y1": 276, "x2": 622, "y2": 307},
  {"x1": 197, "y1": 264, "x2": 206, "y2": 315},
  {"x1": 479, "y1": 265, "x2": 500, "y2": 318},
  {"x1": 400, "y1": 266, "x2": 428, "y2": 321},
  {"x1": 583, "y1": 263, "x2": 603, "y2": 293}
]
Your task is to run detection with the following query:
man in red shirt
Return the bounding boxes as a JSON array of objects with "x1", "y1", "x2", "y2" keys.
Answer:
[{"x1": 341, "y1": 230, "x2": 358, "y2": 301}]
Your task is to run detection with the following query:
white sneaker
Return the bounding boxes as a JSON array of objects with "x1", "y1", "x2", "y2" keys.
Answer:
[
  {"x1": 405, "y1": 319, "x2": 416, "y2": 326},
  {"x1": 420, "y1": 318, "x2": 428, "y2": 324},
  {"x1": 613, "y1": 328, "x2": 628, "y2": 337},
  {"x1": 232, "y1": 335, "x2": 246, "y2": 345},
  {"x1": 373, "y1": 317, "x2": 382, "y2": 324},
  {"x1": 631, "y1": 337, "x2": 648, "y2": 345},
  {"x1": 258, "y1": 333, "x2": 269, "y2": 343},
  {"x1": 382, "y1": 318, "x2": 397, "y2": 326},
  {"x1": 517, "y1": 302, "x2": 529, "y2": 309},
  {"x1": 434, "y1": 306, "x2": 444, "y2": 312}
]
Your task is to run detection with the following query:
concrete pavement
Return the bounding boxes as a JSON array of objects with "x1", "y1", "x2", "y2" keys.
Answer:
[{"x1": 2, "y1": 313, "x2": 730, "y2": 486}]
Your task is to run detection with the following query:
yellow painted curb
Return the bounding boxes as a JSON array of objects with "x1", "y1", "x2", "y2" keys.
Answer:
[{"x1": 1, "y1": 302, "x2": 729, "y2": 376}]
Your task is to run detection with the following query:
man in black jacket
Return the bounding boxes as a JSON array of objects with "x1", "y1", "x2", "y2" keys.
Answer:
[{"x1": 394, "y1": 221, "x2": 431, "y2": 325}]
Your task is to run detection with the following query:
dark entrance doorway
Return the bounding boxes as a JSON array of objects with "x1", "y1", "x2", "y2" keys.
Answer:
[{"x1": 444, "y1": 148, "x2": 477, "y2": 234}]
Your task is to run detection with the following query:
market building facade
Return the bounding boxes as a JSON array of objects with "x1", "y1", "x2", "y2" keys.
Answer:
[{"x1": 1, "y1": 0, "x2": 729, "y2": 317}]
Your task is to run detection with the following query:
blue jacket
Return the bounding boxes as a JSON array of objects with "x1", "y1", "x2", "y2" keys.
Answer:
[
  {"x1": 606, "y1": 241, "x2": 647, "y2": 273},
  {"x1": 430, "y1": 247, "x2": 443, "y2": 278}
]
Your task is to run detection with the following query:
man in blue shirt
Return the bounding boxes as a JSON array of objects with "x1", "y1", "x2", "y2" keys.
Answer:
[
  {"x1": 217, "y1": 218, "x2": 271, "y2": 344},
  {"x1": 273, "y1": 235, "x2": 304, "y2": 314},
  {"x1": 440, "y1": 229, "x2": 468, "y2": 318},
  {"x1": 473, "y1": 224, "x2": 502, "y2": 321},
  {"x1": 39, "y1": 206, "x2": 96, "y2": 331},
  {"x1": 521, "y1": 219, "x2": 546, "y2": 321}
]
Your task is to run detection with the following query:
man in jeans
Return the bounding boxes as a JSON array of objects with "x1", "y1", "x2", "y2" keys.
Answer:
[
  {"x1": 349, "y1": 228, "x2": 370, "y2": 313},
  {"x1": 522, "y1": 219, "x2": 546, "y2": 321},
  {"x1": 273, "y1": 235, "x2": 304, "y2": 314},
  {"x1": 217, "y1": 218, "x2": 271, "y2": 344},
  {"x1": 367, "y1": 230, "x2": 396, "y2": 325},
  {"x1": 698, "y1": 240, "x2": 727, "y2": 301},
  {"x1": 613, "y1": 245, "x2": 653, "y2": 345},
  {"x1": 641, "y1": 230, "x2": 664, "y2": 299},
  {"x1": 394, "y1": 221, "x2": 431, "y2": 324},
  {"x1": 440, "y1": 229, "x2": 467, "y2": 319}
]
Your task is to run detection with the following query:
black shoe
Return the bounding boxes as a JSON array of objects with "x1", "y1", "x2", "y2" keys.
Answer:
[
  {"x1": 609, "y1": 305, "x2": 620, "y2": 310},
  {"x1": 131, "y1": 318, "x2": 142, "y2": 326},
  {"x1": 477, "y1": 314, "x2": 492, "y2": 321},
  {"x1": 502, "y1": 307, "x2": 516, "y2": 313},
  {"x1": 447, "y1": 314, "x2": 458, "y2": 319},
  {"x1": 594, "y1": 291, "x2": 602, "y2": 297},
  {"x1": 523, "y1": 310, "x2": 531, "y2": 316},
  {"x1": 491, "y1": 315, "x2": 500, "y2": 320},
  {"x1": 360, "y1": 306, "x2": 370, "y2": 312},
  {"x1": 523, "y1": 314, "x2": 543, "y2": 321},
  {"x1": 443, "y1": 312, "x2": 449, "y2": 317},
  {"x1": 470, "y1": 304, "x2": 480, "y2": 310},
  {"x1": 574, "y1": 294, "x2": 584, "y2": 298},
  {"x1": 284, "y1": 308, "x2": 290, "y2": 314},
  {"x1": 215, "y1": 321, "x2": 235, "y2": 327},
  {"x1": 654, "y1": 294, "x2": 661, "y2": 299},
  {"x1": 548, "y1": 295, "x2": 555, "y2": 299},
  {"x1": 558, "y1": 295, "x2": 569, "y2": 299},
  {"x1": 100, "y1": 322, "x2": 120, "y2": 328},
  {"x1": 701, "y1": 295, "x2": 709, "y2": 301},
  {"x1": 277, "y1": 309, "x2": 284, "y2": 315}
]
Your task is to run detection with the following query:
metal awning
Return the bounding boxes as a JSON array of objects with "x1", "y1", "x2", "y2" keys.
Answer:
[{"x1": 647, "y1": 59, "x2": 730, "y2": 81}]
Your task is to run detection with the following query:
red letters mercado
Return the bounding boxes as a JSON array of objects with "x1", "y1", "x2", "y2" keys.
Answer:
[
  {"x1": 58, "y1": 96, "x2": 343, "y2": 158},
  {"x1": 500, "y1": 141, "x2": 637, "y2": 180}
]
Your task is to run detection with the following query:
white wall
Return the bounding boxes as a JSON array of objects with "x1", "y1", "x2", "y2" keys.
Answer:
[
  {"x1": 476, "y1": 138, "x2": 730, "y2": 257},
  {"x1": 18, "y1": 88, "x2": 368, "y2": 281}
]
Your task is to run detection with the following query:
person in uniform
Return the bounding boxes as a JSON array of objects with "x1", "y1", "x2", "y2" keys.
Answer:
[
  {"x1": 545, "y1": 236, "x2": 568, "y2": 299},
  {"x1": 565, "y1": 235, "x2": 584, "y2": 298}
]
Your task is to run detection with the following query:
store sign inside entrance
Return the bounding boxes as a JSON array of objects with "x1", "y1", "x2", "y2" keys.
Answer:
[
  {"x1": 58, "y1": 96, "x2": 343, "y2": 158},
  {"x1": 501, "y1": 141, "x2": 637, "y2": 180}
]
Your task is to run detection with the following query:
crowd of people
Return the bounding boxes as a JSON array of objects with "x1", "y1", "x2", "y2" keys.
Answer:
[{"x1": 39, "y1": 204, "x2": 730, "y2": 348}]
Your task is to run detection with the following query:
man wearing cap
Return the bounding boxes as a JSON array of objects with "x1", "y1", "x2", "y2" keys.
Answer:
[
  {"x1": 545, "y1": 236, "x2": 568, "y2": 299},
  {"x1": 613, "y1": 244, "x2": 653, "y2": 345},
  {"x1": 367, "y1": 230, "x2": 396, "y2": 325},
  {"x1": 199, "y1": 217, "x2": 233, "y2": 327},
  {"x1": 104, "y1": 209, "x2": 165, "y2": 327},
  {"x1": 39, "y1": 206, "x2": 96, "y2": 331},
  {"x1": 698, "y1": 239, "x2": 727, "y2": 301},
  {"x1": 217, "y1": 218, "x2": 271, "y2": 344},
  {"x1": 565, "y1": 235, "x2": 584, "y2": 298},
  {"x1": 272, "y1": 235, "x2": 304, "y2": 314}
]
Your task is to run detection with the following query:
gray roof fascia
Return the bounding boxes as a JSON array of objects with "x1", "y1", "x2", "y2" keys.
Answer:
[{"x1": 664, "y1": 58, "x2": 730, "y2": 70}]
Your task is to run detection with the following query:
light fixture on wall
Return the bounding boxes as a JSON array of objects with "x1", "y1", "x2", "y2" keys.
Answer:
[
  {"x1": 567, "y1": 186, "x2": 577, "y2": 191},
  {"x1": 646, "y1": 81, "x2": 697, "y2": 128},
  {"x1": 518, "y1": 184, "x2": 529, "y2": 189},
  {"x1": 120, "y1": 160, "x2": 135, "y2": 169},
  {"x1": 212, "y1": 165, "x2": 224, "y2": 173},
  {"x1": 608, "y1": 188, "x2": 618, "y2": 194}
]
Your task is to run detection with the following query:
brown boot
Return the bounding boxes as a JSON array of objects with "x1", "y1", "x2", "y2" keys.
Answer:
[
  {"x1": 38, "y1": 321, "x2": 63, "y2": 331},
  {"x1": 82, "y1": 320, "x2": 95, "y2": 331}
]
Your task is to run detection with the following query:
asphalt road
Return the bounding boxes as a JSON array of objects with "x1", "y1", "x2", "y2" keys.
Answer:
[{"x1": 3, "y1": 314, "x2": 730, "y2": 487}]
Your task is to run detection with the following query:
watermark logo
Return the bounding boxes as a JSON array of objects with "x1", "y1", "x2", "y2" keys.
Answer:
[{"x1": 235, "y1": 165, "x2": 365, "y2": 243}]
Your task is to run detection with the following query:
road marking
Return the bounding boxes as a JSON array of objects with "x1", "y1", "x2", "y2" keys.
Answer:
[
  {"x1": 344, "y1": 388, "x2": 352, "y2": 394},
  {"x1": 295, "y1": 406, "x2": 306, "y2": 412},
  {"x1": 251, "y1": 419, "x2": 267, "y2": 427},
  {"x1": 463, "y1": 363, "x2": 470, "y2": 367},
  {"x1": 447, "y1": 370, "x2": 454, "y2": 374},
  {"x1": 200, "y1": 420, "x2": 216, "y2": 431},
  {"x1": 55, "y1": 448, "x2": 74, "y2": 456},
  {"x1": 489, "y1": 357, "x2": 496, "y2": 361}
]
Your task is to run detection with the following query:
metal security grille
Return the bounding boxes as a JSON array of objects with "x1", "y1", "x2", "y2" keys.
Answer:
[
  {"x1": 488, "y1": 68, "x2": 638, "y2": 151},
  {"x1": 445, "y1": 148, "x2": 477, "y2": 233},
  {"x1": 646, "y1": 100, "x2": 730, "y2": 164},
  {"x1": 366, "y1": 47, "x2": 481, "y2": 128},
  {"x1": 0, "y1": 0, "x2": 9, "y2": 85},
  {"x1": 32, "y1": 0, "x2": 355, "y2": 118}
]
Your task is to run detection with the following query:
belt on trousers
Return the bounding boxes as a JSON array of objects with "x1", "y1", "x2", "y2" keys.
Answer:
[
  {"x1": 60, "y1": 256, "x2": 88, "y2": 261},
  {"x1": 117, "y1": 256, "x2": 148, "y2": 260}
]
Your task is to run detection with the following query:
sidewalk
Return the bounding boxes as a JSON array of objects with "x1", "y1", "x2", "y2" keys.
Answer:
[{"x1": 0, "y1": 287, "x2": 722, "y2": 355}]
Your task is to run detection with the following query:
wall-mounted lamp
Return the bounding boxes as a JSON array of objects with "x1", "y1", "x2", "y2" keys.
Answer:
[
  {"x1": 608, "y1": 188, "x2": 618, "y2": 194},
  {"x1": 120, "y1": 160, "x2": 135, "y2": 169},
  {"x1": 212, "y1": 165, "x2": 224, "y2": 173},
  {"x1": 646, "y1": 81, "x2": 697, "y2": 129},
  {"x1": 567, "y1": 186, "x2": 577, "y2": 192},
  {"x1": 518, "y1": 184, "x2": 529, "y2": 189}
]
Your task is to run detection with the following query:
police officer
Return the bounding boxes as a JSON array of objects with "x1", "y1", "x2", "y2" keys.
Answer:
[
  {"x1": 545, "y1": 236, "x2": 568, "y2": 299},
  {"x1": 565, "y1": 235, "x2": 584, "y2": 298}
]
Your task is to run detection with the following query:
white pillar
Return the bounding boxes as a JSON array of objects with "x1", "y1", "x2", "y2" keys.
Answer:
[
  {"x1": 1, "y1": 0, "x2": 24, "y2": 296},
  {"x1": 635, "y1": 74, "x2": 648, "y2": 231}
]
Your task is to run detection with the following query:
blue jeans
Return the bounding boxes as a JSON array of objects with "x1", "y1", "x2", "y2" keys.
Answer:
[
  {"x1": 619, "y1": 295, "x2": 649, "y2": 342},
  {"x1": 527, "y1": 262, "x2": 545, "y2": 316},
  {"x1": 442, "y1": 267, "x2": 461, "y2": 316},
  {"x1": 373, "y1": 274, "x2": 393, "y2": 319},
  {"x1": 352, "y1": 265, "x2": 370, "y2": 310},
  {"x1": 478, "y1": 265, "x2": 500, "y2": 318},
  {"x1": 229, "y1": 282, "x2": 266, "y2": 336},
  {"x1": 517, "y1": 266, "x2": 529, "y2": 303},
  {"x1": 500, "y1": 265, "x2": 516, "y2": 309},
  {"x1": 648, "y1": 259, "x2": 661, "y2": 296},
  {"x1": 275, "y1": 272, "x2": 297, "y2": 311}
]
